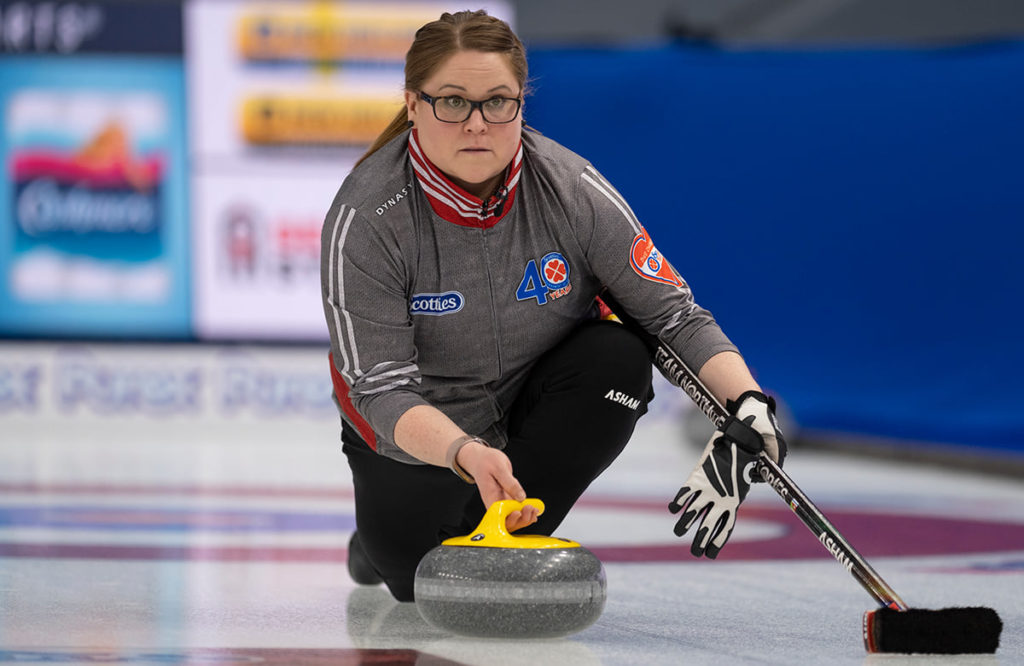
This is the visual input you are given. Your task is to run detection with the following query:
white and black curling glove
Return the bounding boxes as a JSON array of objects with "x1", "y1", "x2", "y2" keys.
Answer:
[{"x1": 669, "y1": 390, "x2": 787, "y2": 559}]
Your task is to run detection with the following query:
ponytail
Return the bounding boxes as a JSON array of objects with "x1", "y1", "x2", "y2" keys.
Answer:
[{"x1": 355, "y1": 108, "x2": 409, "y2": 169}]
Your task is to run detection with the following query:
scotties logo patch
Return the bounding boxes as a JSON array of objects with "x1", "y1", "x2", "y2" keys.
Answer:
[
  {"x1": 630, "y1": 229, "x2": 683, "y2": 287},
  {"x1": 410, "y1": 291, "x2": 465, "y2": 315}
]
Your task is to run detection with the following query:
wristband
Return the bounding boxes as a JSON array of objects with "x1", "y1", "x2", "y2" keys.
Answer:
[{"x1": 445, "y1": 434, "x2": 487, "y2": 484}]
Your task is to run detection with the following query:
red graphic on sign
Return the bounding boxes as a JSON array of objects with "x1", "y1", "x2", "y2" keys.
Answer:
[{"x1": 12, "y1": 122, "x2": 164, "y2": 192}]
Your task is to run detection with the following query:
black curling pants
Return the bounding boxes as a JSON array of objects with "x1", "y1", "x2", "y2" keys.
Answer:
[{"x1": 342, "y1": 320, "x2": 654, "y2": 602}]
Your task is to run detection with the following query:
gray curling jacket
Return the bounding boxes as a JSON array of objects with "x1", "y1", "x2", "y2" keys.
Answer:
[{"x1": 320, "y1": 129, "x2": 737, "y2": 464}]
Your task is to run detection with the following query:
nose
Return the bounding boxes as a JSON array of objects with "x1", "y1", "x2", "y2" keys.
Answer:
[{"x1": 463, "y1": 107, "x2": 488, "y2": 132}]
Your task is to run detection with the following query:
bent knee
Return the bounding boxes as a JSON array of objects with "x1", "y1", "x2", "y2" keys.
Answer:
[{"x1": 576, "y1": 321, "x2": 653, "y2": 390}]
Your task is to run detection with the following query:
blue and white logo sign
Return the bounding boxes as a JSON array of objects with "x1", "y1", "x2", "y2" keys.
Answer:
[{"x1": 410, "y1": 291, "x2": 465, "y2": 316}]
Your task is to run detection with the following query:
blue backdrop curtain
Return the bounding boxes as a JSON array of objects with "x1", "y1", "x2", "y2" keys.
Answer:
[{"x1": 525, "y1": 41, "x2": 1024, "y2": 455}]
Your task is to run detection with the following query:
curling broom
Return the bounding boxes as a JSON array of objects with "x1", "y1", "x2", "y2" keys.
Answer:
[{"x1": 600, "y1": 291, "x2": 1003, "y2": 654}]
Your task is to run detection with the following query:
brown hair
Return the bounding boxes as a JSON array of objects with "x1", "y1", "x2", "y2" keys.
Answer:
[{"x1": 354, "y1": 10, "x2": 528, "y2": 168}]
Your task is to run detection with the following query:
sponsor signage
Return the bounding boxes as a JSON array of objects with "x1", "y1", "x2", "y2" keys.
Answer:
[
  {"x1": 0, "y1": 0, "x2": 183, "y2": 55},
  {"x1": 0, "y1": 47, "x2": 190, "y2": 337},
  {"x1": 187, "y1": 1, "x2": 512, "y2": 341},
  {"x1": 410, "y1": 291, "x2": 465, "y2": 316},
  {"x1": 240, "y1": 95, "x2": 400, "y2": 147},
  {"x1": 0, "y1": 342, "x2": 337, "y2": 420},
  {"x1": 192, "y1": 172, "x2": 337, "y2": 341},
  {"x1": 235, "y1": 4, "x2": 434, "y2": 65}
]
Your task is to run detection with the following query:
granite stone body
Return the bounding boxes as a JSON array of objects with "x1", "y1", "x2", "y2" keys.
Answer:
[{"x1": 414, "y1": 544, "x2": 607, "y2": 638}]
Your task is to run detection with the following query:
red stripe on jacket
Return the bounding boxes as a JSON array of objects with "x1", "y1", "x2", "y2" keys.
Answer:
[{"x1": 327, "y1": 352, "x2": 378, "y2": 451}]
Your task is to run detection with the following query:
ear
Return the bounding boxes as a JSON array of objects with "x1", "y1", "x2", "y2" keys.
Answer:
[{"x1": 404, "y1": 90, "x2": 420, "y2": 125}]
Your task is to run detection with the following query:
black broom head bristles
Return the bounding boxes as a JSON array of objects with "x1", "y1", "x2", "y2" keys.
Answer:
[{"x1": 863, "y1": 606, "x2": 1003, "y2": 654}]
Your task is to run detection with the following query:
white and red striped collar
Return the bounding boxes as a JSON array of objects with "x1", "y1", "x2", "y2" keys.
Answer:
[{"x1": 408, "y1": 129, "x2": 523, "y2": 229}]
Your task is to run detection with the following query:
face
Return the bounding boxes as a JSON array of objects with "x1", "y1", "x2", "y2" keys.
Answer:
[{"x1": 406, "y1": 50, "x2": 523, "y2": 199}]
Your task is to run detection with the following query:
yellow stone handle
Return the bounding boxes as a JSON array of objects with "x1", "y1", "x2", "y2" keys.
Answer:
[{"x1": 441, "y1": 498, "x2": 581, "y2": 549}]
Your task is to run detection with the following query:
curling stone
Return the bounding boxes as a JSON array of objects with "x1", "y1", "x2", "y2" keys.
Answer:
[{"x1": 414, "y1": 498, "x2": 606, "y2": 639}]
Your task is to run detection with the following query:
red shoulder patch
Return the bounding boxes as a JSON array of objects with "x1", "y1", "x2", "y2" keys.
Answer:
[{"x1": 629, "y1": 228, "x2": 683, "y2": 287}]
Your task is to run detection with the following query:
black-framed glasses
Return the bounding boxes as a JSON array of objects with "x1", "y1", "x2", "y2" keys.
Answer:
[{"x1": 419, "y1": 91, "x2": 522, "y2": 124}]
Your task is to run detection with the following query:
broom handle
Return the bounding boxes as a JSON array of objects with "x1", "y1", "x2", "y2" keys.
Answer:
[
  {"x1": 755, "y1": 456, "x2": 907, "y2": 610},
  {"x1": 601, "y1": 292, "x2": 908, "y2": 611}
]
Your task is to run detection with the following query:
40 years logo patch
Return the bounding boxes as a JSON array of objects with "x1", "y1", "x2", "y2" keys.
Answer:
[{"x1": 515, "y1": 251, "x2": 571, "y2": 305}]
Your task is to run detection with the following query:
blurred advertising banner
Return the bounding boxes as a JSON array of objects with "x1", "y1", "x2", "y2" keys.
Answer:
[
  {"x1": 0, "y1": 341, "x2": 337, "y2": 423},
  {"x1": 192, "y1": 171, "x2": 334, "y2": 341},
  {"x1": 187, "y1": 0, "x2": 513, "y2": 341},
  {"x1": 0, "y1": 0, "x2": 183, "y2": 55},
  {"x1": 0, "y1": 0, "x2": 189, "y2": 338}
]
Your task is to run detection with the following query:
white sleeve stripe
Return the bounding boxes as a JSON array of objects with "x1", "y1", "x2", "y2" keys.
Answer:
[
  {"x1": 584, "y1": 165, "x2": 628, "y2": 203},
  {"x1": 359, "y1": 378, "x2": 418, "y2": 396},
  {"x1": 364, "y1": 365, "x2": 419, "y2": 382},
  {"x1": 327, "y1": 205, "x2": 360, "y2": 383},
  {"x1": 581, "y1": 169, "x2": 642, "y2": 235}
]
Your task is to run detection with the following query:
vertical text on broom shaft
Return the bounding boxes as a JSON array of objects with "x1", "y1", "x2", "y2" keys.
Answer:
[{"x1": 819, "y1": 532, "x2": 855, "y2": 572}]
